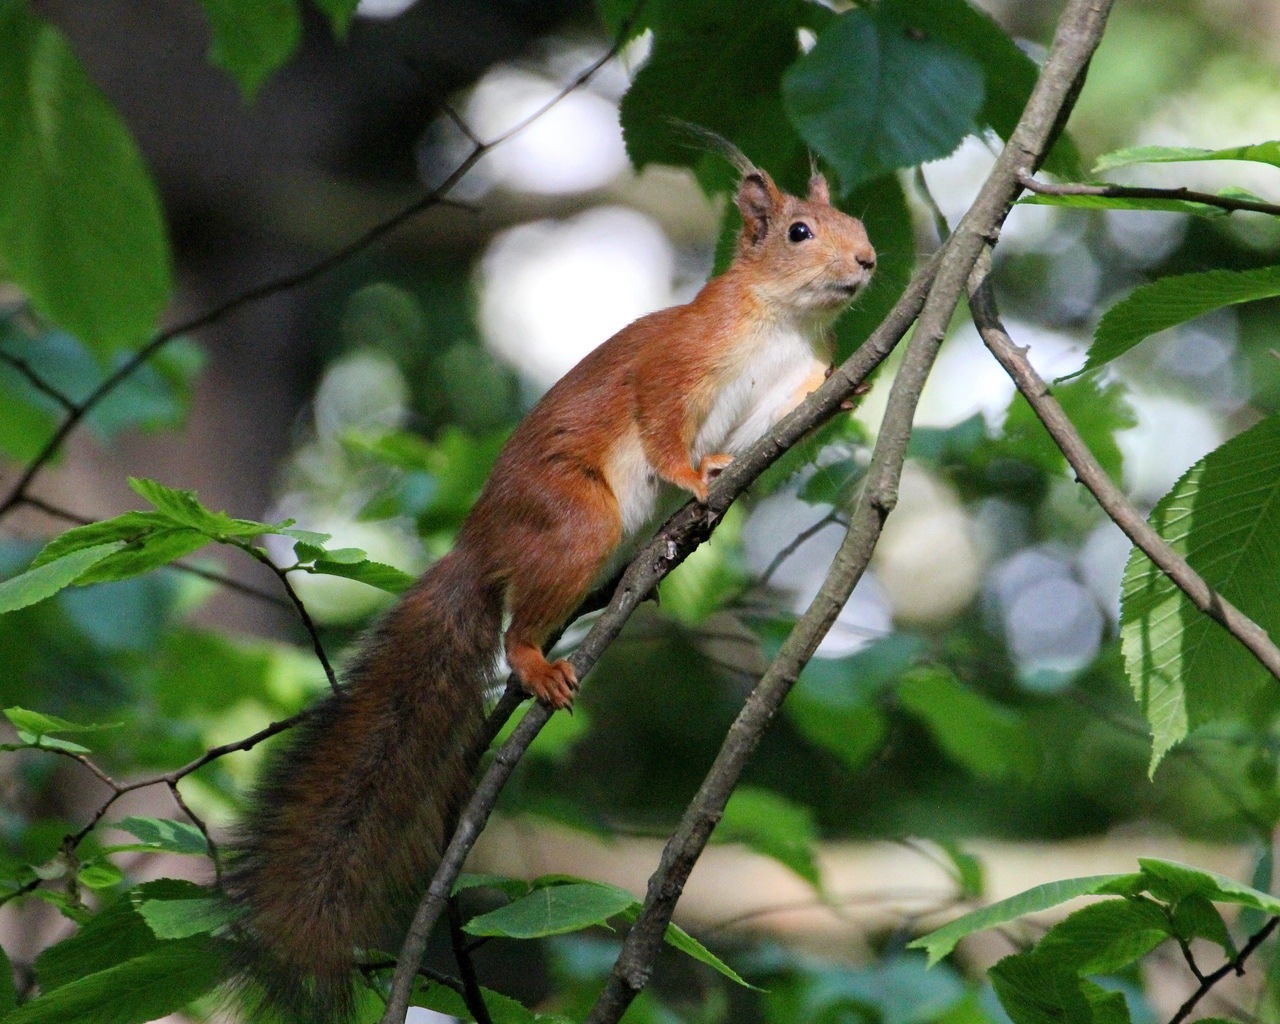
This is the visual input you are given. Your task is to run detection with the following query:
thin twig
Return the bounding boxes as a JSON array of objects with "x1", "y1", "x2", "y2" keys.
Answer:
[
  {"x1": 244, "y1": 547, "x2": 340, "y2": 693},
  {"x1": 967, "y1": 254, "x2": 1280, "y2": 683},
  {"x1": 0, "y1": 350, "x2": 78, "y2": 412},
  {"x1": 1169, "y1": 917, "x2": 1280, "y2": 1024},
  {"x1": 756, "y1": 507, "x2": 847, "y2": 590},
  {"x1": 0, "y1": 14, "x2": 636, "y2": 521},
  {"x1": 168, "y1": 780, "x2": 222, "y2": 883},
  {"x1": 448, "y1": 898, "x2": 495, "y2": 1024},
  {"x1": 584, "y1": 1, "x2": 1117, "y2": 1018},
  {"x1": 1019, "y1": 173, "x2": 1280, "y2": 218}
]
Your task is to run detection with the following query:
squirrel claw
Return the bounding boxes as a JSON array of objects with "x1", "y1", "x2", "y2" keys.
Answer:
[{"x1": 521, "y1": 659, "x2": 578, "y2": 710}]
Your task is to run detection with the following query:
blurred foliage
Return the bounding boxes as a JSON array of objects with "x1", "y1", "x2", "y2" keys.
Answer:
[{"x1": 3, "y1": 0, "x2": 1280, "y2": 1021}]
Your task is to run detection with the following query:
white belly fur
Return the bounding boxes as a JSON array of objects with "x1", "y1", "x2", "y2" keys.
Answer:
[
  {"x1": 694, "y1": 322, "x2": 827, "y2": 459},
  {"x1": 604, "y1": 425, "x2": 661, "y2": 538}
]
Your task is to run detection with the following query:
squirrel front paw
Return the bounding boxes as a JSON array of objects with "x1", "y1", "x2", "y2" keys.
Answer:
[{"x1": 693, "y1": 453, "x2": 733, "y2": 501}]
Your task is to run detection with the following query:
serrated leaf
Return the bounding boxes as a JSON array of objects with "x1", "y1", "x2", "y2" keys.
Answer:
[
  {"x1": 1035, "y1": 899, "x2": 1170, "y2": 975},
  {"x1": 1018, "y1": 189, "x2": 1267, "y2": 218},
  {"x1": 414, "y1": 980, "x2": 571, "y2": 1024},
  {"x1": 128, "y1": 477, "x2": 283, "y2": 538},
  {"x1": 10, "y1": 934, "x2": 228, "y2": 1024},
  {"x1": 115, "y1": 817, "x2": 209, "y2": 856},
  {"x1": 1120, "y1": 415, "x2": 1280, "y2": 768},
  {"x1": 715, "y1": 786, "x2": 822, "y2": 889},
  {"x1": 36, "y1": 880, "x2": 203, "y2": 991},
  {"x1": 897, "y1": 666, "x2": 1040, "y2": 781},
  {"x1": 0, "y1": 542, "x2": 125, "y2": 614},
  {"x1": 1170, "y1": 893, "x2": 1236, "y2": 958},
  {"x1": 29, "y1": 512, "x2": 169, "y2": 567},
  {"x1": 1137, "y1": 857, "x2": 1280, "y2": 915},
  {"x1": 306, "y1": 557, "x2": 415, "y2": 594},
  {"x1": 0, "y1": 3, "x2": 171, "y2": 355},
  {"x1": 909, "y1": 874, "x2": 1138, "y2": 965},
  {"x1": 1094, "y1": 140, "x2": 1280, "y2": 174},
  {"x1": 784, "y1": 4, "x2": 984, "y2": 194},
  {"x1": 463, "y1": 882, "x2": 636, "y2": 939},
  {"x1": 988, "y1": 952, "x2": 1094, "y2": 1024},
  {"x1": 1078, "y1": 265, "x2": 1280, "y2": 377},
  {"x1": 1000, "y1": 378, "x2": 1136, "y2": 481},
  {"x1": 197, "y1": 0, "x2": 302, "y2": 101},
  {"x1": 138, "y1": 896, "x2": 235, "y2": 939}
]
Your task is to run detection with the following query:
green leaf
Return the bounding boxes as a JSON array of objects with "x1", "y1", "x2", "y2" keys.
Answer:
[
  {"x1": 453, "y1": 873, "x2": 533, "y2": 901},
  {"x1": 305, "y1": 557, "x2": 415, "y2": 595},
  {"x1": 1000, "y1": 378, "x2": 1136, "y2": 481},
  {"x1": 29, "y1": 512, "x2": 169, "y2": 567},
  {"x1": 662, "y1": 921, "x2": 758, "y2": 989},
  {"x1": 197, "y1": 0, "x2": 302, "y2": 101},
  {"x1": 1094, "y1": 140, "x2": 1280, "y2": 174},
  {"x1": 909, "y1": 874, "x2": 1139, "y2": 965},
  {"x1": 128, "y1": 476, "x2": 283, "y2": 538},
  {"x1": 0, "y1": 542, "x2": 125, "y2": 614},
  {"x1": 138, "y1": 896, "x2": 235, "y2": 939},
  {"x1": 463, "y1": 882, "x2": 637, "y2": 939},
  {"x1": 784, "y1": 4, "x2": 984, "y2": 194},
  {"x1": 897, "y1": 666, "x2": 1040, "y2": 781},
  {"x1": 10, "y1": 935, "x2": 228, "y2": 1024},
  {"x1": 0, "y1": 3, "x2": 171, "y2": 355},
  {"x1": 782, "y1": 632, "x2": 921, "y2": 770},
  {"x1": 987, "y1": 952, "x2": 1095, "y2": 1024},
  {"x1": 35, "y1": 880, "x2": 203, "y2": 991},
  {"x1": 619, "y1": 0, "x2": 807, "y2": 191},
  {"x1": 1137, "y1": 857, "x2": 1280, "y2": 915},
  {"x1": 1079, "y1": 265, "x2": 1280, "y2": 378},
  {"x1": 715, "y1": 786, "x2": 822, "y2": 888},
  {"x1": 77, "y1": 860, "x2": 125, "y2": 890},
  {"x1": 1120, "y1": 414, "x2": 1280, "y2": 768},
  {"x1": 414, "y1": 981, "x2": 572, "y2": 1024},
  {"x1": 1035, "y1": 898, "x2": 1170, "y2": 974},
  {"x1": 1169, "y1": 893, "x2": 1236, "y2": 958},
  {"x1": 4, "y1": 707, "x2": 118, "y2": 736},
  {"x1": 114, "y1": 817, "x2": 209, "y2": 857}
]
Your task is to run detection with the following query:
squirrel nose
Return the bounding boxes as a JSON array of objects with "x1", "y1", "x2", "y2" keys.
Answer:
[{"x1": 857, "y1": 251, "x2": 876, "y2": 270}]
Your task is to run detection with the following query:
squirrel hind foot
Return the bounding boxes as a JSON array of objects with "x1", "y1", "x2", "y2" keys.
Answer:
[{"x1": 509, "y1": 647, "x2": 578, "y2": 709}]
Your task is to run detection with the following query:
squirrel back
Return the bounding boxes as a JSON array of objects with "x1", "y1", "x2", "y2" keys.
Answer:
[{"x1": 223, "y1": 545, "x2": 502, "y2": 1021}]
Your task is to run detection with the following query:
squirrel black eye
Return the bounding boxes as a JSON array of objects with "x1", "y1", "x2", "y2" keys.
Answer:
[{"x1": 788, "y1": 222, "x2": 813, "y2": 243}]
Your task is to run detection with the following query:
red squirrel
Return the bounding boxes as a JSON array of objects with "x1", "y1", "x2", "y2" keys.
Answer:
[{"x1": 225, "y1": 162, "x2": 874, "y2": 1020}]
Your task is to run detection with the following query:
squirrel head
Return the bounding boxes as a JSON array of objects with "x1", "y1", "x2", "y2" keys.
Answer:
[{"x1": 732, "y1": 169, "x2": 876, "y2": 318}]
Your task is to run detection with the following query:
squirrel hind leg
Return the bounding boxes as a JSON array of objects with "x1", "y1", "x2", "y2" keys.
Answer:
[{"x1": 503, "y1": 496, "x2": 621, "y2": 709}]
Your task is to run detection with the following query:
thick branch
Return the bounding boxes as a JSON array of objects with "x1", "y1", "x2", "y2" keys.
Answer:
[
  {"x1": 1020, "y1": 172, "x2": 1280, "y2": 218},
  {"x1": 967, "y1": 254, "x2": 1280, "y2": 681},
  {"x1": 584, "y1": 2, "x2": 1117, "y2": 1020},
  {"x1": 375, "y1": 235, "x2": 944, "y2": 1024}
]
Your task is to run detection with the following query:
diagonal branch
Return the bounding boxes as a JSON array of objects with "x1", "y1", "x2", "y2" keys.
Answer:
[
  {"x1": 966, "y1": 252, "x2": 1280, "y2": 681},
  {"x1": 583, "y1": 1, "x2": 1117, "y2": 1019},
  {"x1": 1169, "y1": 916, "x2": 1279, "y2": 1024},
  {"x1": 375, "y1": 236, "x2": 945, "y2": 1024},
  {"x1": 0, "y1": 8, "x2": 645, "y2": 521}
]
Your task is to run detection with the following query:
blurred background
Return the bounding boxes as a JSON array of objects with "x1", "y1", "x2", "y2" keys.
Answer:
[{"x1": 4, "y1": 0, "x2": 1280, "y2": 1020}]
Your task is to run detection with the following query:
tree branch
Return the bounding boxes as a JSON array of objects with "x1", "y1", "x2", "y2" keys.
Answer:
[
  {"x1": 1169, "y1": 916, "x2": 1279, "y2": 1024},
  {"x1": 966, "y1": 253, "x2": 1280, "y2": 682},
  {"x1": 375, "y1": 228, "x2": 945, "y2": 1024},
  {"x1": 583, "y1": 1, "x2": 1117, "y2": 1019},
  {"x1": 1019, "y1": 172, "x2": 1280, "y2": 218}
]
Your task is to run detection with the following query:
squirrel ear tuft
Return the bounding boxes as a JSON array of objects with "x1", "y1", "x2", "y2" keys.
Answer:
[
  {"x1": 736, "y1": 170, "x2": 782, "y2": 245},
  {"x1": 808, "y1": 172, "x2": 831, "y2": 205}
]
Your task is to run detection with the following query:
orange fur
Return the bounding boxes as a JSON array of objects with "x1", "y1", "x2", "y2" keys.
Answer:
[{"x1": 227, "y1": 168, "x2": 874, "y2": 1022}]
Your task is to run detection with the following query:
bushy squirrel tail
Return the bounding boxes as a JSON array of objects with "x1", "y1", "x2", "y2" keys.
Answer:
[{"x1": 222, "y1": 546, "x2": 503, "y2": 1023}]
